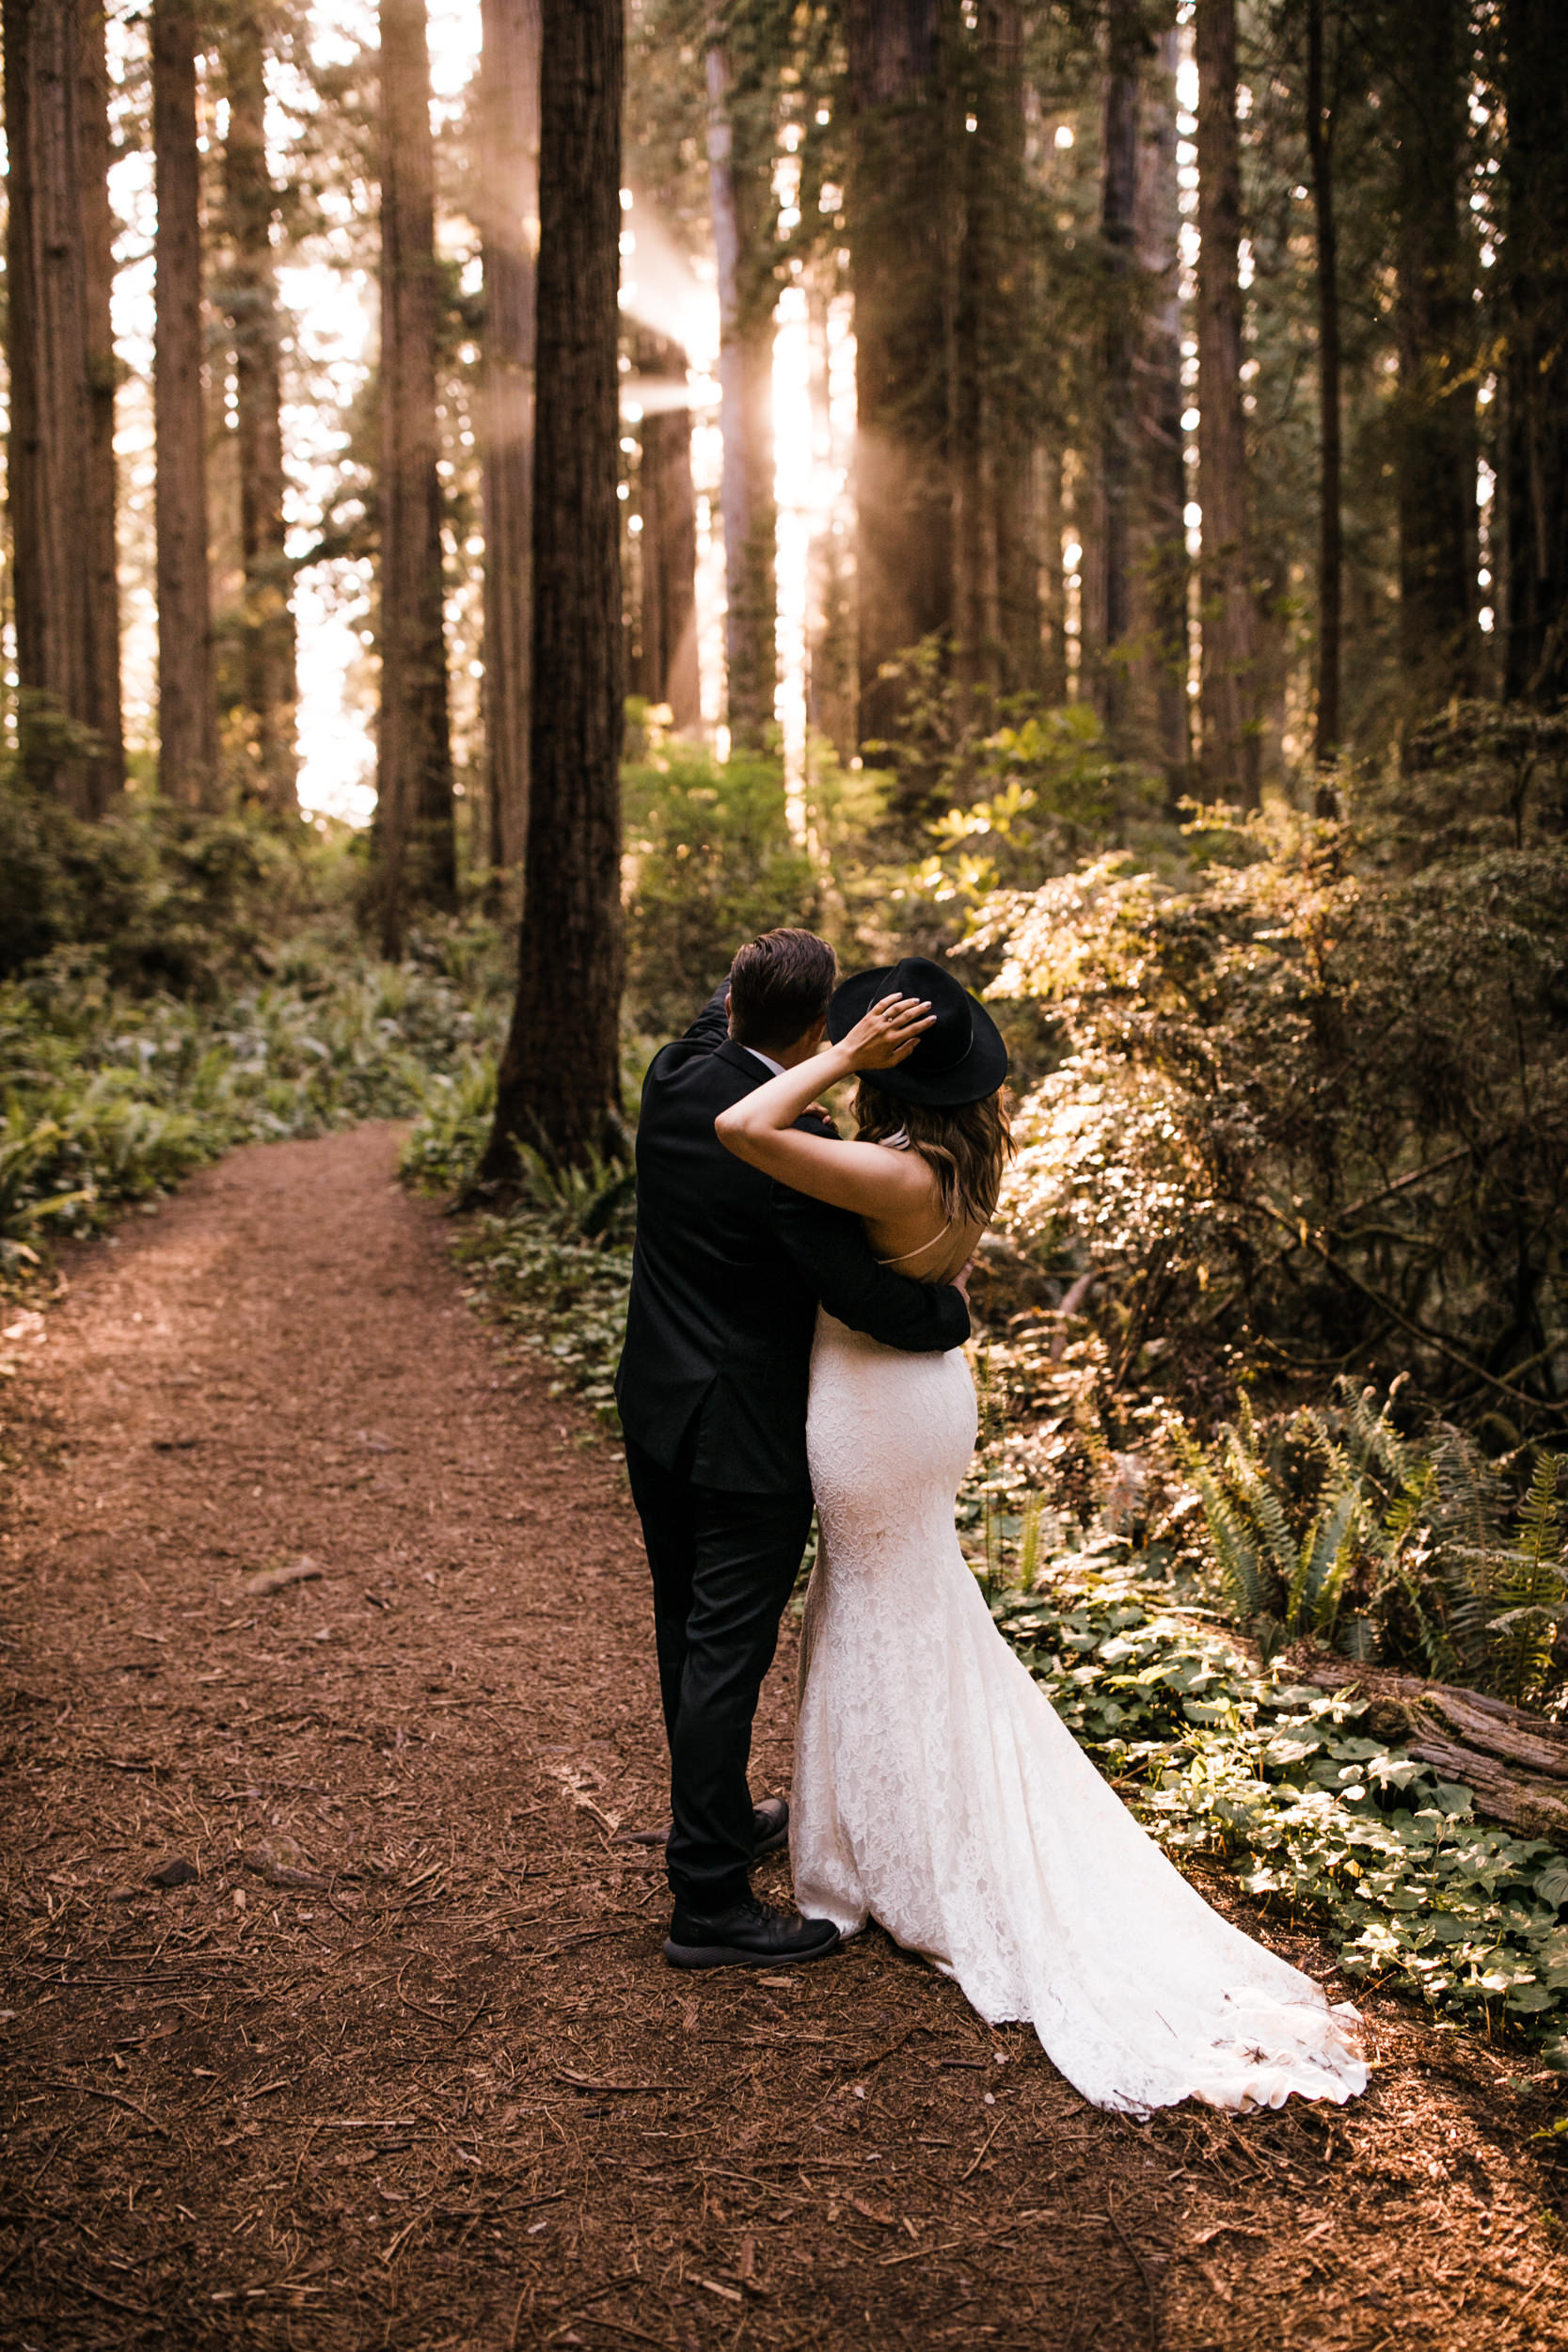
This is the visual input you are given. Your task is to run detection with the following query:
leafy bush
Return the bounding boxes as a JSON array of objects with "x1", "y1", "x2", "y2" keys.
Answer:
[
  {"x1": 977, "y1": 807, "x2": 1568, "y2": 1442},
  {"x1": 992, "y1": 1549, "x2": 1568, "y2": 2067},
  {"x1": 623, "y1": 746, "x2": 817, "y2": 1036},
  {"x1": 0, "y1": 774, "x2": 345, "y2": 994}
]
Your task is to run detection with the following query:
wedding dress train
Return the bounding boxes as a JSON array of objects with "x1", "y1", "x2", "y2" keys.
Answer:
[{"x1": 792, "y1": 1312, "x2": 1369, "y2": 2116}]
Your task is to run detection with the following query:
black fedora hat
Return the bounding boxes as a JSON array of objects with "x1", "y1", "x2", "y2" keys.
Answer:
[{"x1": 828, "y1": 955, "x2": 1008, "y2": 1108}]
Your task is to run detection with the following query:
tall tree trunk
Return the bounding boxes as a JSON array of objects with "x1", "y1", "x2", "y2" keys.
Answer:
[
  {"x1": 483, "y1": 0, "x2": 625, "y2": 1173},
  {"x1": 705, "y1": 27, "x2": 776, "y2": 752},
  {"x1": 1096, "y1": 0, "x2": 1140, "y2": 748},
  {"x1": 3, "y1": 0, "x2": 123, "y2": 815},
  {"x1": 1385, "y1": 0, "x2": 1476, "y2": 718},
  {"x1": 1305, "y1": 0, "x2": 1341, "y2": 790},
  {"x1": 1038, "y1": 441, "x2": 1069, "y2": 703},
  {"x1": 844, "y1": 0, "x2": 952, "y2": 759},
  {"x1": 477, "y1": 0, "x2": 539, "y2": 878},
  {"x1": 633, "y1": 331, "x2": 701, "y2": 730},
  {"x1": 222, "y1": 6, "x2": 297, "y2": 815},
  {"x1": 952, "y1": 1, "x2": 1038, "y2": 695},
  {"x1": 1132, "y1": 24, "x2": 1190, "y2": 805},
  {"x1": 374, "y1": 0, "x2": 456, "y2": 955},
  {"x1": 1500, "y1": 0, "x2": 1568, "y2": 706},
  {"x1": 1195, "y1": 0, "x2": 1259, "y2": 807},
  {"x1": 79, "y1": 0, "x2": 122, "y2": 806},
  {"x1": 983, "y1": 2, "x2": 1040, "y2": 695},
  {"x1": 152, "y1": 0, "x2": 219, "y2": 809}
]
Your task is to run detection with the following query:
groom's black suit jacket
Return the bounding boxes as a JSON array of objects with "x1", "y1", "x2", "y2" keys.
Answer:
[{"x1": 616, "y1": 986, "x2": 970, "y2": 1493}]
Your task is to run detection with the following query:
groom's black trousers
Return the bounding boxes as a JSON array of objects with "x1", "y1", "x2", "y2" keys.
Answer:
[{"x1": 624, "y1": 1433, "x2": 815, "y2": 1913}]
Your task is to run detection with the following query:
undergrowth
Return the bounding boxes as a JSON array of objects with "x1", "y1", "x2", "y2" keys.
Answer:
[
  {"x1": 1, "y1": 930, "x2": 508, "y2": 1278},
  {"x1": 990, "y1": 1547, "x2": 1568, "y2": 2070}
]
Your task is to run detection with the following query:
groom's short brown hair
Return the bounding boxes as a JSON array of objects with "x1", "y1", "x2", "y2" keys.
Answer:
[{"x1": 728, "y1": 930, "x2": 837, "y2": 1052}]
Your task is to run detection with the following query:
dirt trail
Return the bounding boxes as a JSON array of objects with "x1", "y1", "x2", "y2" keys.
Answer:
[{"x1": 1, "y1": 1124, "x2": 1563, "y2": 2350}]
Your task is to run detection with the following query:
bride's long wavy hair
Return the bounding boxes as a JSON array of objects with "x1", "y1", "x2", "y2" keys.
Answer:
[{"x1": 852, "y1": 1082, "x2": 1015, "y2": 1231}]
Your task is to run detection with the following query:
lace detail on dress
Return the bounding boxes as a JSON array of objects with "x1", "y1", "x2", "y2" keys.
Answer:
[{"x1": 792, "y1": 1311, "x2": 1368, "y2": 2117}]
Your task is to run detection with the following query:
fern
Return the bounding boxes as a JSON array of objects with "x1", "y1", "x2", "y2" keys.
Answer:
[
  {"x1": 1181, "y1": 1393, "x2": 1566, "y2": 1709},
  {"x1": 1480, "y1": 1454, "x2": 1566, "y2": 1706}
]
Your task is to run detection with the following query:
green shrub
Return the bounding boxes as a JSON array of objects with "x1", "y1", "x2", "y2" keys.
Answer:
[
  {"x1": 976, "y1": 806, "x2": 1568, "y2": 1441},
  {"x1": 623, "y1": 746, "x2": 816, "y2": 1035},
  {"x1": 0, "y1": 775, "x2": 347, "y2": 994}
]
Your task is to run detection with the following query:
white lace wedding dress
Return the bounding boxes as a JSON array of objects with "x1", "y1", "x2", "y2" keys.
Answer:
[{"x1": 792, "y1": 1311, "x2": 1369, "y2": 2116}]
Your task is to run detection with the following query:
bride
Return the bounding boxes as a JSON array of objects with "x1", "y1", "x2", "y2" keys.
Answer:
[{"x1": 715, "y1": 954, "x2": 1367, "y2": 2116}]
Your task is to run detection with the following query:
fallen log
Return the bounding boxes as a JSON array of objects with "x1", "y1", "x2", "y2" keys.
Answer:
[{"x1": 1296, "y1": 1658, "x2": 1568, "y2": 1844}]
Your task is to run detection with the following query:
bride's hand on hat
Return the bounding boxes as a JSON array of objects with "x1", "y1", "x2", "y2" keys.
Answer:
[{"x1": 838, "y1": 992, "x2": 936, "y2": 1073}]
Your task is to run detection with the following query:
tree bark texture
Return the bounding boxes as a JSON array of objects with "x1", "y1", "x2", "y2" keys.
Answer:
[
  {"x1": 705, "y1": 28, "x2": 776, "y2": 752},
  {"x1": 375, "y1": 0, "x2": 456, "y2": 953},
  {"x1": 3, "y1": 0, "x2": 123, "y2": 815},
  {"x1": 1132, "y1": 23, "x2": 1191, "y2": 805},
  {"x1": 1305, "y1": 0, "x2": 1341, "y2": 786},
  {"x1": 633, "y1": 331, "x2": 701, "y2": 730},
  {"x1": 1094, "y1": 0, "x2": 1140, "y2": 746},
  {"x1": 1501, "y1": 0, "x2": 1568, "y2": 706},
  {"x1": 951, "y1": 0, "x2": 1039, "y2": 696},
  {"x1": 1195, "y1": 0, "x2": 1259, "y2": 808},
  {"x1": 483, "y1": 0, "x2": 625, "y2": 1172},
  {"x1": 1302, "y1": 1660, "x2": 1568, "y2": 1844},
  {"x1": 152, "y1": 0, "x2": 220, "y2": 809},
  {"x1": 1383, "y1": 0, "x2": 1476, "y2": 717},
  {"x1": 477, "y1": 0, "x2": 540, "y2": 876},
  {"x1": 222, "y1": 7, "x2": 297, "y2": 814},
  {"x1": 844, "y1": 0, "x2": 953, "y2": 755}
]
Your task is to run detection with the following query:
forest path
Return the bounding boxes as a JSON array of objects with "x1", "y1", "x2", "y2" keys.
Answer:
[{"x1": 1, "y1": 1123, "x2": 1561, "y2": 2351}]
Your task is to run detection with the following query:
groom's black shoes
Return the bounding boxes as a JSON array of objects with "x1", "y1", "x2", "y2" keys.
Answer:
[{"x1": 663, "y1": 1896, "x2": 840, "y2": 1970}]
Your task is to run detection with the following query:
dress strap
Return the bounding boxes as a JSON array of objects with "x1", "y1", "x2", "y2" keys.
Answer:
[{"x1": 877, "y1": 1216, "x2": 954, "y2": 1268}]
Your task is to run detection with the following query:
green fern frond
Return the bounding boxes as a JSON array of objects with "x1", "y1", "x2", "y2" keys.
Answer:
[{"x1": 1289, "y1": 1482, "x2": 1361, "y2": 1633}]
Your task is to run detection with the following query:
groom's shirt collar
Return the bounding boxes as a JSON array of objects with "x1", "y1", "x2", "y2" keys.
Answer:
[{"x1": 744, "y1": 1047, "x2": 785, "y2": 1079}]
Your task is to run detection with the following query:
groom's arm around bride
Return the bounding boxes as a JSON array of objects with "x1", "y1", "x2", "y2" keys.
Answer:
[{"x1": 615, "y1": 929, "x2": 970, "y2": 1969}]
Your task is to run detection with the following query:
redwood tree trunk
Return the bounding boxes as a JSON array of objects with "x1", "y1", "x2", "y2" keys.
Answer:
[
  {"x1": 844, "y1": 0, "x2": 952, "y2": 755},
  {"x1": 983, "y1": 2, "x2": 1039, "y2": 695},
  {"x1": 375, "y1": 0, "x2": 456, "y2": 953},
  {"x1": 951, "y1": 0, "x2": 1038, "y2": 694},
  {"x1": 1306, "y1": 0, "x2": 1341, "y2": 787},
  {"x1": 634, "y1": 331, "x2": 701, "y2": 730},
  {"x1": 223, "y1": 6, "x2": 297, "y2": 814},
  {"x1": 705, "y1": 27, "x2": 776, "y2": 752},
  {"x1": 1195, "y1": 0, "x2": 1259, "y2": 807},
  {"x1": 1096, "y1": 0, "x2": 1140, "y2": 747},
  {"x1": 1386, "y1": 0, "x2": 1476, "y2": 715},
  {"x1": 4, "y1": 0, "x2": 123, "y2": 815},
  {"x1": 152, "y1": 0, "x2": 219, "y2": 808},
  {"x1": 1501, "y1": 0, "x2": 1568, "y2": 706},
  {"x1": 1134, "y1": 22, "x2": 1191, "y2": 806},
  {"x1": 79, "y1": 1, "x2": 122, "y2": 806},
  {"x1": 483, "y1": 0, "x2": 625, "y2": 1174},
  {"x1": 477, "y1": 0, "x2": 540, "y2": 877}
]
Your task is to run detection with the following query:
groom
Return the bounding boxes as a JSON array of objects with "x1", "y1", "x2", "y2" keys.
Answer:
[{"x1": 616, "y1": 929, "x2": 972, "y2": 1968}]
